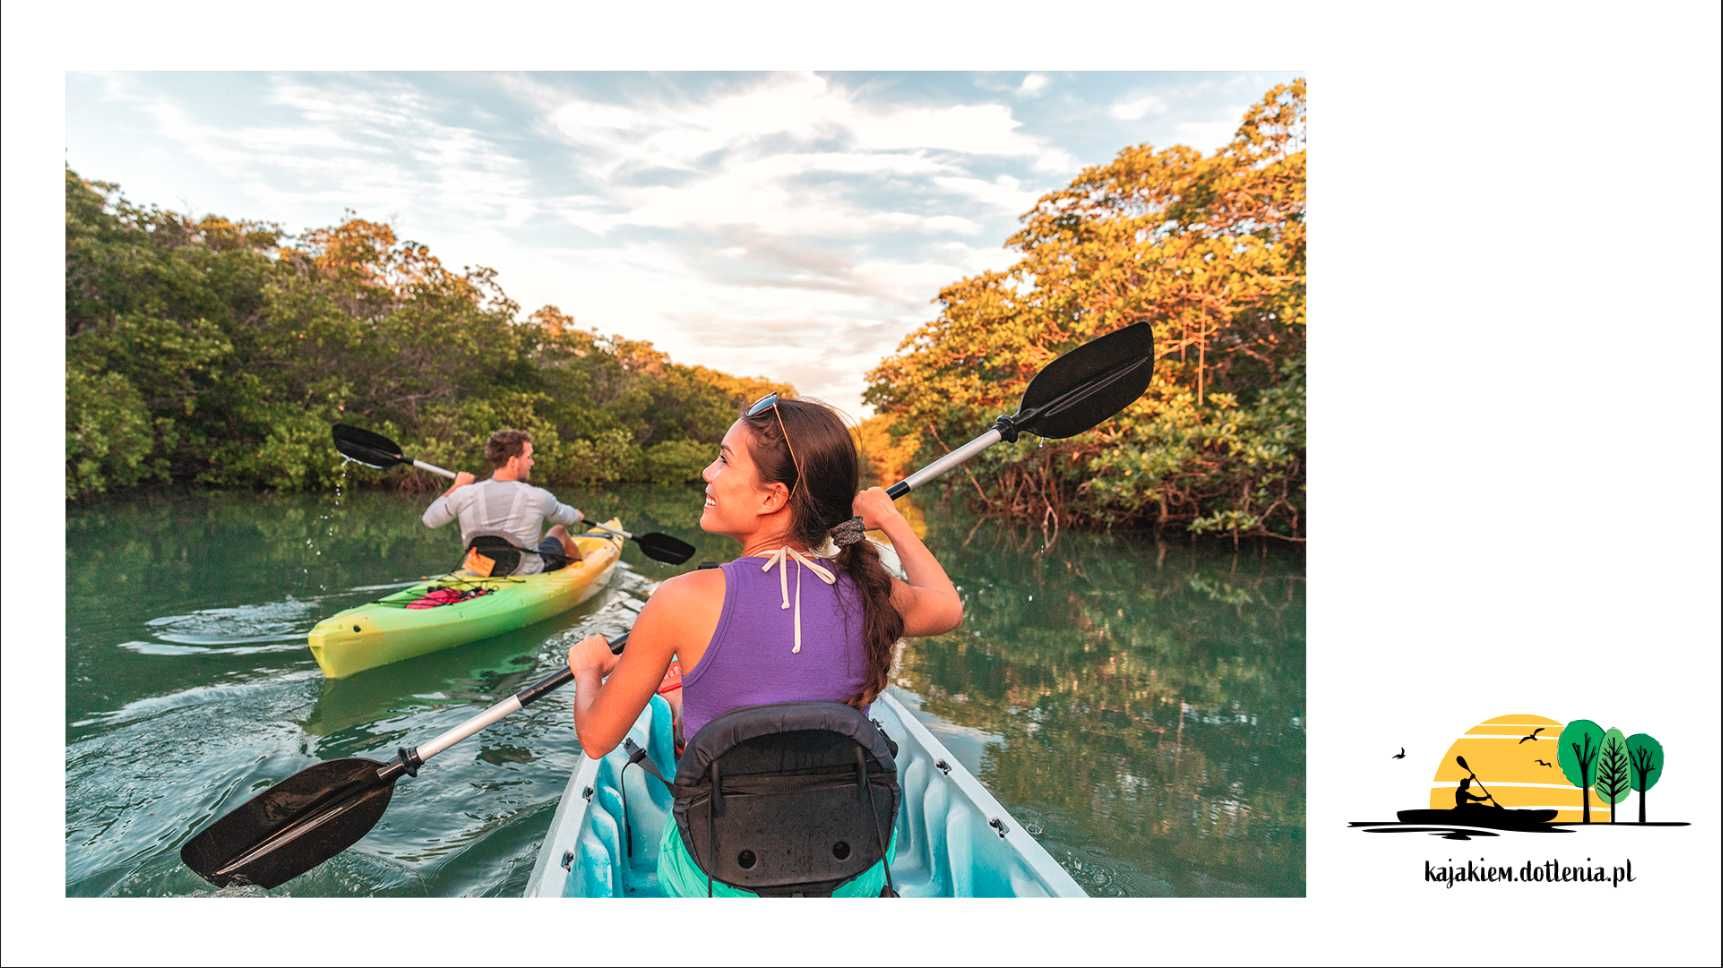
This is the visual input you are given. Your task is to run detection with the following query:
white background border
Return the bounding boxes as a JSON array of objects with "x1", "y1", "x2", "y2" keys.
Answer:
[{"x1": 6, "y1": 2, "x2": 1720, "y2": 965}]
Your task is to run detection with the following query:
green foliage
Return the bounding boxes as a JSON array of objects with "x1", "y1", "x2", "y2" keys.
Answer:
[
  {"x1": 1594, "y1": 728, "x2": 1631, "y2": 821},
  {"x1": 642, "y1": 439, "x2": 713, "y2": 483},
  {"x1": 63, "y1": 169, "x2": 774, "y2": 501},
  {"x1": 66, "y1": 366, "x2": 155, "y2": 499},
  {"x1": 1625, "y1": 733, "x2": 1663, "y2": 823},
  {"x1": 559, "y1": 429, "x2": 642, "y2": 486},
  {"x1": 863, "y1": 80, "x2": 1306, "y2": 539}
]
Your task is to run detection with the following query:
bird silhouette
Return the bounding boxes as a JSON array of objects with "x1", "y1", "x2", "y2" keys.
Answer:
[
  {"x1": 1535, "y1": 758, "x2": 1552, "y2": 767},
  {"x1": 1518, "y1": 727, "x2": 1544, "y2": 744},
  {"x1": 1391, "y1": 747, "x2": 1406, "y2": 759}
]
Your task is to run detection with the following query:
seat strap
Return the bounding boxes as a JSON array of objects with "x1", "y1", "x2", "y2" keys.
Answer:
[
  {"x1": 858, "y1": 747, "x2": 895, "y2": 897},
  {"x1": 619, "y1": 738, "x2": 673, "y2": 861}
]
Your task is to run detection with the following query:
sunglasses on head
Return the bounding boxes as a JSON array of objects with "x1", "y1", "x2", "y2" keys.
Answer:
[{"x1": 747, "y1": 392, "x2": 802, "y2": 498}]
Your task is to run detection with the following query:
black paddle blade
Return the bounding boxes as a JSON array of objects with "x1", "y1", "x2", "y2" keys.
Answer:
[
  {"x1": 332, "y1": 423, "x2": 408, "y2": 470},
  {"x1": 1016, "y1": 322, "x2": 1156, "y2": 440},
  {"x1": 181, "y1": 757, "x2": 397, "y2": 890},
  {"x1": 635, "y1": 531, "x2": 696, "y2": 565}
]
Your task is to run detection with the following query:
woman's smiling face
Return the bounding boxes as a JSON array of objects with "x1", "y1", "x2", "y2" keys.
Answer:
[{"x1": 699, "y1": 420, "x2": 789, "y2": 537}]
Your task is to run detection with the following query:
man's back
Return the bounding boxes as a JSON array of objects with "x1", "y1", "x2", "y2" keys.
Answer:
[{"x1": 422, "y1": 478, "x2": 581, "y2": 575}]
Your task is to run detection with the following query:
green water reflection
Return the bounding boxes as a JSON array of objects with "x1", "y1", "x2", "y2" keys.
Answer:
[{"x1": 65, "y1": 486, "x2": 1302, "y2": 897}]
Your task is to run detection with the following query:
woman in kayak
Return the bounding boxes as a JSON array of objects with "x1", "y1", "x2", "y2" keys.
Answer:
[{"x1": 564, "y1": 393, "x2": 964, "y2": 896}]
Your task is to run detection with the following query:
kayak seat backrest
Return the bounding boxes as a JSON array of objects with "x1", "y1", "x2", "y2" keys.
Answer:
[
  {"x1": 670, "y1": 702, "x2": 899, "y2": 897},
  {"x1": 465, "y1": 534, "x2": 522, "y2": 577}
]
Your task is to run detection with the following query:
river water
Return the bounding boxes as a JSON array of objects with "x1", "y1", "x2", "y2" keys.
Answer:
[{"x1": 65, "y1": 484, "x2": 1304, "y2": 897}]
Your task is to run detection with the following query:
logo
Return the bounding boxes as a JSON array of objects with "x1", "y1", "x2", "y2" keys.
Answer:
[{"x1": 1352, "y1": 714, "x2": 1682, "y2": 840}]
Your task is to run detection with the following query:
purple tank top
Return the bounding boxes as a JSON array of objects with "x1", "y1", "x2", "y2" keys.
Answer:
[{"x1": 679, "y1": 555, "x2": 871, "y2": 740}]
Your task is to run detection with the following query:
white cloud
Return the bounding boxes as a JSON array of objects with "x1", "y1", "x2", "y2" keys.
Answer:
[
  {"x1": 85, "y1": 70, "x2": 145, "y2": 106},
  {"x1": 1033, "y1": 146, "x2": 1083, "y2": 174},
  {"x1": 123, "y1": 75, "x2": 540, "y2": 232},
  {"x1": 525, "y1": 72, "x2": 1063, "y2": 170},
  {"x1": 1175, "y1": 112, "x2": 1245, "y2": 151},
  {"x1": 1110, "y1": 93, "x2": 1169, "y2": 121},
  {"x1": 932, "y1": 241, "x2": 1022, "y2": 277},
  {"x1": 933, "y1": 174, "x2": 1039, "y2": 215},
  {"x1": 741, "y1": 151, "x2": 959, "y2": 179},
  {"x1": 847, "y1": 102, "x2": 1041, "y2": 157},
  {"x1": 850, "y1": 256, "x2": 979, "y2": 306},
  {"x1": 69, "y1": 71, "x2": 1284, "y2": 414},
  {"x1": 540, "y1": 149, "x2": 988, "y2": 239}
]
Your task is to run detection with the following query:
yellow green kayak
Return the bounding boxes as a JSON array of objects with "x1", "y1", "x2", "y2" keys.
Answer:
[{"x1": 307, "y1": 520, "x2": 624, "y2": 679}]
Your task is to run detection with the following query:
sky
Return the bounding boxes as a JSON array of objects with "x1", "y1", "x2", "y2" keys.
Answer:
[{"x1": 65, "y1": 70, "x2": 1296, "y2": 416}]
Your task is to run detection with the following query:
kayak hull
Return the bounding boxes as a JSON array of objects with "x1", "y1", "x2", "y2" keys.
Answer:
[
  {"x1": 525, "y1": 691, "x2": 1087, "y2": 898},
  {"x1": 307, "y1": 519, "x2": 624, "y2": 679},
  {"x1": 1396, "y1": 807, "x2": 1559, "y2": 830}
]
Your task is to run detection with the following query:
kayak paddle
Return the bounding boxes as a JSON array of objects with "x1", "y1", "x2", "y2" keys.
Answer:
[
  {"x1": 1456, "y1": 755, "x2": 1505, "y2": 809},
  {"x1": 884, "y1": 320, "x2": 1155, "y2": 499},
  {"x1": 183, "y1": 321, "x2": 1160, "y2": 889},
  {"x1": 181, "y1": 632, "x2": 631, "y2": 889},
  {"x1": 332, "y1": 422, "x2": 460, "y2": 478},
  {"x1": 331, "y1": 423, "x2": 694, "y2": 565}
]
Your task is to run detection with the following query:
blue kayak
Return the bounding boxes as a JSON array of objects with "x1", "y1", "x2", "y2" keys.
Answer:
[{"x1": 524, "y1": 691, "x2": 1085, "y2": 897}]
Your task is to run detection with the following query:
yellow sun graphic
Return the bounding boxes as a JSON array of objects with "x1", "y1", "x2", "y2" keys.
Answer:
[{"x1": 1428, "y1": 714, "x2": 1612, "y2": 822}]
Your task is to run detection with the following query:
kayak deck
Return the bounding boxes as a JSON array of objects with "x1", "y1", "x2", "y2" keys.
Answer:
[
  {"x1": 1396, "y1": 807, "x2": 1558, "y2": 830},
  {"x1": 307, "y1": 519, "x2": 624, "y2": 679},
  {"x1": 525, "y1": 691, "x2": 1086, "y2": 897}
]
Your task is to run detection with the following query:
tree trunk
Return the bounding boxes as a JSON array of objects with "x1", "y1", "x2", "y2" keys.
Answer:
[
  {"x1": 1638, "y1": 791, "x2": 1646, "y2": 824},
  {"x1": 1197, "y1": 324, "x2": 1206, "y2": 408},
  {"x1": 1581, "y1": 765, "x2": 1591, "y2": 823}
]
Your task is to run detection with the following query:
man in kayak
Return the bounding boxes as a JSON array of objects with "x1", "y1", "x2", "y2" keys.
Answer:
[
  {"x1": 564, "y1": 393, "x2": 965, "y2": 896},
  {"x1": 421, "y1": 429, "x2": 585, "y2": 574},
  {"x1": 1454, "y1": 777, "x2": 1497, "y2": 809}
]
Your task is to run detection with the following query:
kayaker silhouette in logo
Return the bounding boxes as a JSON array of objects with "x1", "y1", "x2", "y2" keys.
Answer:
[
  {"x1": 1453, "y1": 777, "x2": 1494, "y2": 809},
  {"x1": 1349, "y1": 714, "x2": 1685, "y2": 838}
]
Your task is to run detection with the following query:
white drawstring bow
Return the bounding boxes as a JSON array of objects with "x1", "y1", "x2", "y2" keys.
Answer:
[{"x1": 759, "y1": 546, "x2": 838, "y2": 653}]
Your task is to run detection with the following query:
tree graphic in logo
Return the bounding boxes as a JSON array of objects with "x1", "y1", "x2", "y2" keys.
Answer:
[
  {"x1": 1594, "y1": 729, "x2": 1632, "y2": 824},
  {"x1": 1557, "y1": 719, "x2": 1603, "y2": 823},
  {"x1": 1351, "y1": 714, "x2": 1683, "y2": 837},
  {"x1": 1626, "y1": 733, "x2": 1664, "y2": 824}
]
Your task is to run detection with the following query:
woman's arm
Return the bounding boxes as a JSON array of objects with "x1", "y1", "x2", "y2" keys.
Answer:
[
  {"x1": 568, "y1": 578, "x2": 689, "y2": 758},
  {"x1": 853, "y1": 487, "x2": 963, "y2": 637}
]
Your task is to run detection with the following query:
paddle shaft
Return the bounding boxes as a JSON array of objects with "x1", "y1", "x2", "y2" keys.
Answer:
[
  {"x1": 403, "y1": 633, "x2": 628, "y2": 768},
  {"x1": 1458, "y1": 758, "x2": 1504, "y2": 807},
  {"x1": 888, "y1": 426, "x2": 1003, "y2": 499},
  {"x1": 408, "y1": 457, "x2": 456, "y2": 478}
]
